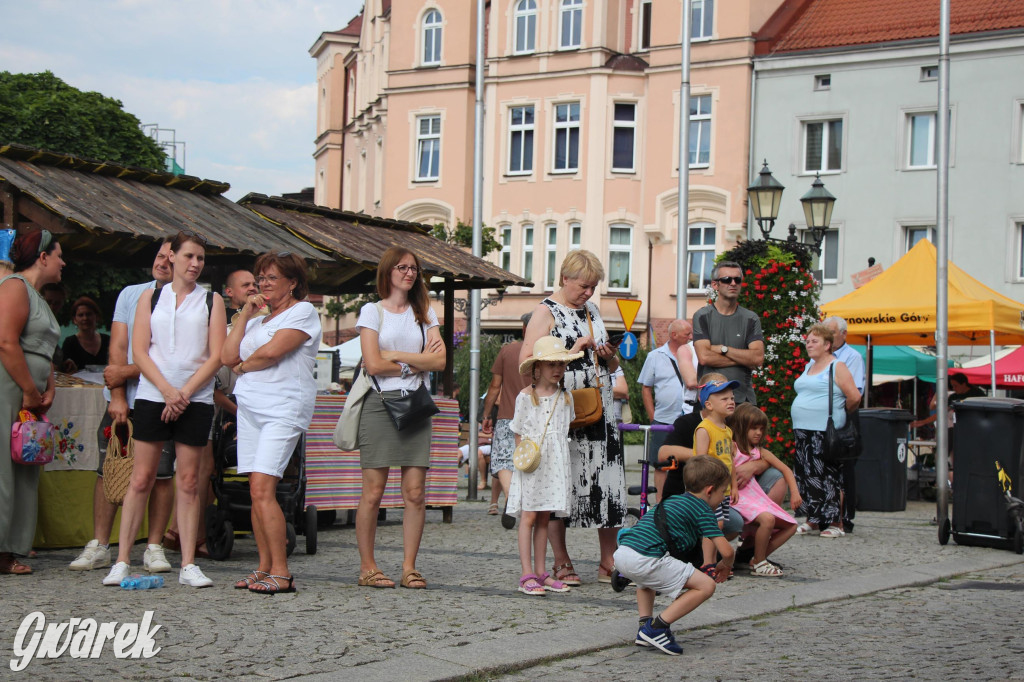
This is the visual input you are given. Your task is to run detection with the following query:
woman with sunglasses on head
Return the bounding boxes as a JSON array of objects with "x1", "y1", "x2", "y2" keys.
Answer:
[
  {"x1": 222, "y1": 252, "x2": 321, "y2": 594},
  {"x1": 355, "y1": 246, "x2": 445, "y2": 589},
  {"x1": 0, "y1": 229, "x2": 64, "y2": 575},
  {"x1": 102, "y1": 231, "x2": 227, "y2": 589}
]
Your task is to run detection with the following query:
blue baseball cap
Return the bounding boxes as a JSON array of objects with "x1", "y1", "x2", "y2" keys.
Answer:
[{"x1": 699, "y1": 379, "x2": 740, "y2": 406}]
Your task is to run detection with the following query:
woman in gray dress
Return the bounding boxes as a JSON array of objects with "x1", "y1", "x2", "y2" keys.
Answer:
[{"x1": 0, "y1": 229, "x2": 63, "y2": 575}]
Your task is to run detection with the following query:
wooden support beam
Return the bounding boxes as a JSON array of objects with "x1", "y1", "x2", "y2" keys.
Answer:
[{"x1": 15, "y1": 197, "x2": 72, "y2": 234}]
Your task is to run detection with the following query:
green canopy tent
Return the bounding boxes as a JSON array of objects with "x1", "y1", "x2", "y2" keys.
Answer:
[{"x1": 851, "y1": 345, "x2": 954, "y2": 384}]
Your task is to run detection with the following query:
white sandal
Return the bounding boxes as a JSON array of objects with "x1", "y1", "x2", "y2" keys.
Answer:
[
  {"x1": 749, "y1": 559, "x2": 784, "y2": 577},
  {"x1": 795, "y1": 522, "x2": 812, "y2": 535},
  {"x1": 819, "y1": 526, "x2": 844, "y2": 538}
]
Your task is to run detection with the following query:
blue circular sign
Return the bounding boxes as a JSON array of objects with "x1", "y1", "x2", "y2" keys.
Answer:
[{"x1": 619, "y1": 331, "x2": 638, "y2": 360}]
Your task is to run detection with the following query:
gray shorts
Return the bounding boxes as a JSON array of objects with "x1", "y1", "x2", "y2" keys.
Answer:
[
  {"x1": 97, "y1": 409, "x2": 175, "y2": 479},
  {"x1": 490, "y1": 419, "x2": 515, "y2": 474}
]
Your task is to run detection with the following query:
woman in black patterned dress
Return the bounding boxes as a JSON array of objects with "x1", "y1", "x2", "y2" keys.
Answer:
[{"x1": 521, "y1": 249, "x2": 625, "y2": 585}]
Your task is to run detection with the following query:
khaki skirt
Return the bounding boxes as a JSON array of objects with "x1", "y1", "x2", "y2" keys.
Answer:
[{"x1": 357, "y1": 390, "x2": 432, "y2": 469}]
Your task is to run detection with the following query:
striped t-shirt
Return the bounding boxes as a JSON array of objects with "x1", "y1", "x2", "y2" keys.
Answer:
[{"x1": 618, "y1": 492, "x2": 723, "y2": 558}]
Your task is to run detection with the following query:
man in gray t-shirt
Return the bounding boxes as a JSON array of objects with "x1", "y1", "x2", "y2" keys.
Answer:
[{"x1": 692, "y1": 261, "x2": 765, "y2": 405}]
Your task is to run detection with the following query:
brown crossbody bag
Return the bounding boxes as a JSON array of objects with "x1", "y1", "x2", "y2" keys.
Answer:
[{"x1": 569, "y1": 306, "x2": 604, "y2": 430}]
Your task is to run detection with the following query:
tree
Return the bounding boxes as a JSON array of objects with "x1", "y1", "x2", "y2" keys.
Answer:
[
  {"x1": 0, "y1": 71, "x2": 166, "y2": 170},
  {"x1": 430, "y1": 219, "x2": 502, "y2": 257}
]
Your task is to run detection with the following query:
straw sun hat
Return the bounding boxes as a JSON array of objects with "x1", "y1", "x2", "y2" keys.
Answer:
[{"x1": 519, "y1": 336, "x2": 584, "y2": 374}]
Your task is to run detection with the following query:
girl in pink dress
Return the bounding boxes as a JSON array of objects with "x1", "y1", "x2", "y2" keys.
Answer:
[{"x1": 728, "y1": 404, "x2": 802, "y2": 577}]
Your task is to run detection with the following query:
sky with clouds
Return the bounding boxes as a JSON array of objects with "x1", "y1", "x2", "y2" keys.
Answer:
[{"x1": 0, "y1": 0, "x2": 365, "y2": 200}]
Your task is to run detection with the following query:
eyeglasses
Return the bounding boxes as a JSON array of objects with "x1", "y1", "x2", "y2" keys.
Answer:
[
  {"x1": 257, "y1": 275, "x2": 280, "y2": 284},
  {"x1": 394, "y1": 265, "x2": 419, "y2": 275},
  {"x1": 715, "y1": 276, "x2": 743, "y2": 285}
]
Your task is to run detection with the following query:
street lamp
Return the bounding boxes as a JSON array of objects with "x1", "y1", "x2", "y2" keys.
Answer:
[
  {"x1": 747, "y1": 160, "x2": 785, "y2": 240},
  {"x1": 746, "y1": 161, "x2": 837, "y2": 255},
  {"x1": 800, "y1": 173, "x2": 837, "y2": 255}
]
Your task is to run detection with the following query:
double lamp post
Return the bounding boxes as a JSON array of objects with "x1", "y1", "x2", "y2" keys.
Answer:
[{"x1": 746, "y1": 160, "x2": 837, "y2": 255}]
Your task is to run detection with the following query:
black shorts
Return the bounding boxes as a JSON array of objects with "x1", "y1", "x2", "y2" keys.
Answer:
[{"x1": 133, "y1": 399, "x2": 215, "y2": 447}]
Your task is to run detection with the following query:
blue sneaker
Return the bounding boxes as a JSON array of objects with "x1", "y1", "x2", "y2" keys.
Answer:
[
  {"x1": 638, "y1": 621, "x2": 684, "y2": 656},
  {"x1": 635, "y1": 618, "x2": 652, "y2": 647}
]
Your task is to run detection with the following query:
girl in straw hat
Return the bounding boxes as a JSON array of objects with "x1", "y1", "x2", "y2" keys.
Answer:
[{"x1": 509, "y1": 337, "x2": 582, "y2": 595}]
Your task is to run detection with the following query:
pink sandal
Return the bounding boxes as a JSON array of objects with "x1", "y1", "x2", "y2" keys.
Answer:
[
  {"x1": 518, "y1": 574, "x2": 546, "y2": 596},
  {"x1": 539, "y1": 572, "x2": 571, "y2": 592}
]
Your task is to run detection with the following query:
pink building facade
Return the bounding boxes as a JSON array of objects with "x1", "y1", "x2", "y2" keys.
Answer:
[{"x1": 312, "y1": 0, "x2": 783, "y2": 338}]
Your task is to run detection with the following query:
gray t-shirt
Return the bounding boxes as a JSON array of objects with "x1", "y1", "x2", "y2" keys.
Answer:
[{"x1": 691, "y1": 303, "x2": 764, "y2": 405}]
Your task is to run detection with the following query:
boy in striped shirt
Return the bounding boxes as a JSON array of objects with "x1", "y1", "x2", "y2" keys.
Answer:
[{"x1": 613, "y1": 455, "x2": 734, "y2": 655}]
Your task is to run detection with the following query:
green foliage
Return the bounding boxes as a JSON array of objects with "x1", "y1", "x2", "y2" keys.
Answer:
[
  {"x1": 719, "y1": 240, "x2": 821, "y2": 463},
  {"x1": 324, "y1": 294, "x2": 374, "y2": 321},
  {"x1": 431, "y1": 219, "x2": 502, "y2": 258},
  {"x1": 59, "y1": 262, "x2": 149, "y2": 326},
  {"x1": 0, "y1": 71, "x2": 166, "y2": 169},
  {"x1": 452, "y1": 333, "x2": 504, "y2": 415},
  {"x1": 618, "y1": 344, "x2": 651, "y2": 445}
]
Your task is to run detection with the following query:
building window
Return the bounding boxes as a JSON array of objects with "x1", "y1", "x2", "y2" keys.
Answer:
[
  {"x1": 500, "y1": 226, "x2": 512, "y2": 272},
  {"x1": 508, "y1": 105, "x2": 535, "y2": 174},
  {"x1": 570, "y1": 222, "x2": 581, "y2": 250},
  {"x1": 691, "y1": 0, "x2": 713, "y2": 40},
  {"x1": 544, "y1": 224, "x2": 558, "y2": 289},
  {"x1": 553, "y1": 102, "x2": 581, "y2": 172},
  {"x1": 415, "y1": 115, "x2": 441, "y2": 181},
  {"x1": 689, "y1": 95, "x2": 711, "y2": 168},
  {"x1": 906, "y1": 112, "x2": 937, "y2": 169},
  {"x1": 905, "y1": 225, "x2": 935, "y2": 252},
  {"x1": 1018, "y1": 223, "x2": 1024, "y2": 279},
  {"x1": 522, "y1": 224, "x2": 534, "y2": 282},
  {"x1": 639, "y1": 0, "x2": 652, "y2": 50},
  {"x1": 1018, "y1": 101, "x2": 1024, "y2": 163},
  {"x1": 608, "y1": 224, "x2": 632, "y2": 291},
  {"x1": 687, "y1": 222, "x2": 716, "y2": 292},
  {"x1": 513, "y1": 0, "x2": 537, "y2": 54},
  {"x1": 612, "y1": 103, "x2": 637, "y2": 172},
  {"x1": 920, "y1": 65, "x2": 938, "y2": 81},
  {"x1": 803, "y1": 119, "x2": 842, "y2": 173},
  {"x1": 814, "y1": 74, "x2": 831, "y2": 90},
  {"x1": 803, "y1": 229, "x2": 839, "y2": 282},
  {"x1": 560, "y1": 0, "x2": 583, "y2": 49},
  {"x1": 422, "y1": 9, "x2": 442, "y2": 65}
]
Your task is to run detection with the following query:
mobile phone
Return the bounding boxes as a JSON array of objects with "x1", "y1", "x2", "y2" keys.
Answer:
[{"x1": 607, "y1": 332, "x2": 625, "y2": 346}]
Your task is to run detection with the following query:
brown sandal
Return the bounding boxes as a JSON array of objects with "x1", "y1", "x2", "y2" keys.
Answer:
[
  {"x1": 0, "y1": 555, "x2": 32, "y2": 575},
  {"x1": 400, "y1": 569, "x2": 427, "y2": 589},
  {"x1": 358, "y1": 569, "x2": 395, "y2": 588},
  {"x1": 161, "y1": 530, "x2": 181, "y2": 552},
  {"x1": 552, "y1": 562, "x2": 581, "y2": 586}
]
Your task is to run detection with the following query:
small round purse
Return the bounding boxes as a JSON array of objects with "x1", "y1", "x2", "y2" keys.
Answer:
[{"x1": 512, "y1": 389, "x2": 563, "y2": 473}]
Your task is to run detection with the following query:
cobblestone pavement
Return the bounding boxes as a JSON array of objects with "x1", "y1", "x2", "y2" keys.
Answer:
[
  {"x1": 496, "y1": 563, "x2": 1024, "y2": 681},
  {"x1": 3, "y1": 459, "x2": 1022, "y2": 680}
]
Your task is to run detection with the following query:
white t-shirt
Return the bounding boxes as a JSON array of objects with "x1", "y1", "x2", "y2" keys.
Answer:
[
  {"x1": 355, "y1": 302, "x2": 439, "y2": 393},
  {"x1": 103, "y1": 280, "x2": 157, "y2": 407},
  {"x1": 135, "y1": 284, "x2": 215, "y2": 405},
  {"x1": 234, "y1": 302, "x2": 323, "y2": 426}
]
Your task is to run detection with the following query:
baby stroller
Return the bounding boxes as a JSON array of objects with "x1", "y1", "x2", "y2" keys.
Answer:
[{"x1": 204, "y1": 410, "x2": 318, "y2": 560}]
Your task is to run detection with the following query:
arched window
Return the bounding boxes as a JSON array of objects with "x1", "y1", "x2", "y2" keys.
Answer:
[
  {"x1": 423, "y1": 9, "x2": 442, "y2": 65},
  {"x1": 514, "y1": 0, "x2": 537, "y2": 54}
]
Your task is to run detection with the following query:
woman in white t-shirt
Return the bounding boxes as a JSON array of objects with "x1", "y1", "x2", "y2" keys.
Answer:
[
  {"x1": 354, "y1": 247, "x2": 445, "y2": 589},
  {"x1": 222, "y1": 252, "x2": 322, "y2": 595}
]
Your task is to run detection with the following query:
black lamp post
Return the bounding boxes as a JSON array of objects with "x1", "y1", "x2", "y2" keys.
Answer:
[
  {"x1": 747, "y1": 160, "x2": 785, "y2": 240},
  {"x1": 746, "y1": 161, "x2": 837, "y2": 255},
  {"x1": 800, "y1": 173, "x2": 837, "y2": 255}
]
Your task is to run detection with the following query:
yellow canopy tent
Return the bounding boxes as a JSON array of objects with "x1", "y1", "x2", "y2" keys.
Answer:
[{"x1": 822, "y1": 239, "x2": 1024, "y2": 346}]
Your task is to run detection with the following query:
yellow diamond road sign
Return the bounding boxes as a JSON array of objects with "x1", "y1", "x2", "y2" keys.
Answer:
[{"x1": 615, "y1": 299, "x2": 642, "y2": 332}]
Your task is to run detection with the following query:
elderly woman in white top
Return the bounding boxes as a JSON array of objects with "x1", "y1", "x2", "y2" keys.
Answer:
[
  {"x1": 222, "y1": 252, "x2": 322, "y2": 594},
  {"x1": 103, "y1": 231, "x2": 226, "y2": 589}
]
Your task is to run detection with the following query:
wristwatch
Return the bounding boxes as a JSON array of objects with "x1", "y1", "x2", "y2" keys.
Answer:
[{"x1": 720, "y1": 345, "x2": 729, "y2": 355}]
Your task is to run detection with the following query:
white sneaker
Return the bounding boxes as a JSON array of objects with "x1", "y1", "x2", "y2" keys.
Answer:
[
  {"x1": 143, "y1": 544, "x2": 172, "y2": 573},
  {"x1": 102, "y1": 561, "x2": 131, "y2": 586},
  {"x1": 179, "y1": 563, "x2": 213, "y2": 588},
  {"x1": 69, "y1": 539, "x2": 110, "y2": 571}
]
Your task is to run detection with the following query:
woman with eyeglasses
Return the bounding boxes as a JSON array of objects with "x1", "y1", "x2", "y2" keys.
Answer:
[
  {"x1": 354, "y1": 246, "x2": 445, "y2": 589},
  {"x1": 0, "y1": 229, "x2": 63, "y2": 575},
  {"x1": 103, "y1": 230, "x2": 227, "y2": 589},
  {"x1": 222, "y1": 252, "x2": 321, "y2": 594}
]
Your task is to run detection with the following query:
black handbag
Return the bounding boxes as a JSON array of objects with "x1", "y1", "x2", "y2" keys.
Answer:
[
  {"x1": 822, "y1": 363, "x2": 861, "y2": 461},
  {"x1": 370, "y1": 320, "x2": 439, "y2": 431}
]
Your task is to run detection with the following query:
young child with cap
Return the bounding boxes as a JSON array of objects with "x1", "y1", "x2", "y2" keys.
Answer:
[{"x1": 693, "y1": 378, "x2": 740, "y2": 570}]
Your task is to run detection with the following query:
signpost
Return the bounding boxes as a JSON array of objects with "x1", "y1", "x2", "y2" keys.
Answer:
[{"x1": 615, "y1": 299, "x2": 643, "y2": 360}]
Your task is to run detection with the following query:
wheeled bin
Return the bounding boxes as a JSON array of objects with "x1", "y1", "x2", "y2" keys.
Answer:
[
  {"x1": 855, "y1": 408, "x2": 914, "y2": 511},
  {"x1": 951, "y1": 397, "x2": 1024, "y2": 550}
]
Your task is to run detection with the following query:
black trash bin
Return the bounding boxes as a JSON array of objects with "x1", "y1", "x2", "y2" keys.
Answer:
[
  {"x1": 951, "y1": 397, "x2": 1024, "y2": 550},
  {"x1": 855, "y1": 408, "x2": 914, "y2": 512}
]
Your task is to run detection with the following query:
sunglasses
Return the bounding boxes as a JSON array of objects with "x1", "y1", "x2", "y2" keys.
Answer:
[
  {"x1": 180, "y1": 230, "x2": 208, "y2": 247},
  {"x1": 715, "y1": 276, "x2": 742, "y2": 285}
]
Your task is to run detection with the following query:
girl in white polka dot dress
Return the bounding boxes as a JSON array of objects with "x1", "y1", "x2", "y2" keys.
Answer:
[{"x1": 509, "y1": 337, "x2": 581, "y2": 596}]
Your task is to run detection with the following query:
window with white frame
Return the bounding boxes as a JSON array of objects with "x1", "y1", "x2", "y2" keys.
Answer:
[
  {"x1": 692, "y1": 0, "x2": 714, "y2": 39},
  {"x1": 612, "y1": 103, "x2": 637, "y2": 172},
  {"x1": 570, "y1": 222, "x2": 581, "y2": 250},
  {"x1": 560, "y1": 0, "x2": 583, "y2": 49},
  {"x1": 1018, "y1": 223, "x2": 1024, "y2": 279},
  {"x1": 553, "y1": 102, "x2": 581, "y2": 172},
  {"x1": 415, "y1": 115, "x2": 441, "y2": 181},
  {"x1": 500, "y1": 226, "x2": 512, "y2": 272},
  {"x1": 1018, "y1": 101, "x2": 1024, "y2": 163},
  {"x1": 608, "y1": 224, "x2": 632, "y2": 290},
  {"x1": 689, "y1": 95, "x2": 711, "y2": 168},
  {"x1": 802, "y1": 229, "x2": 839, "y2": 282},
  {"x1": 508, "y1": 105, "x2": 535, "y2": 174},
  {"x1": 803, "y1": 119, "x2": 842, "y2": 173},
  {"x1": 422, "y1": 9, "x2": 442, "y2": 65},
  {"x1": 905, "y1": 225, "x2": 935, "y2": 252},
  {"x1": 687, "y1": 222, "x2": 716, "y2": 291},
  {"x1": 639, "y1": 0, "x2": 653, "y2": 50},
  {"x1": 906, "y1": 112, "x2": 937, "y2": 169},
  {"x1": 513, "y1": 0, "x2": 537, "y2": 54},
  {"x1": 522, "y1": 224, "x2": 534, "y2": 282},
  {"x1": 544, "y1": 224, "x2": 558, "y2": 289}
]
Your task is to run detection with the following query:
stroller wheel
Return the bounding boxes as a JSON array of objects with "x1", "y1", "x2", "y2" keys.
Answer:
[
  {"x1": 305, "y1": 505, "x2": 318, "y2": 555},
  {"x1": 205, "y1": 504, "x2": 234, "y2": 561},
  {"x1": 285, "y1": 521, "x2": 296, "y2": 557},
  {"x1": 610, "y1": 569, "x2": 630, "y2": 593}
]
